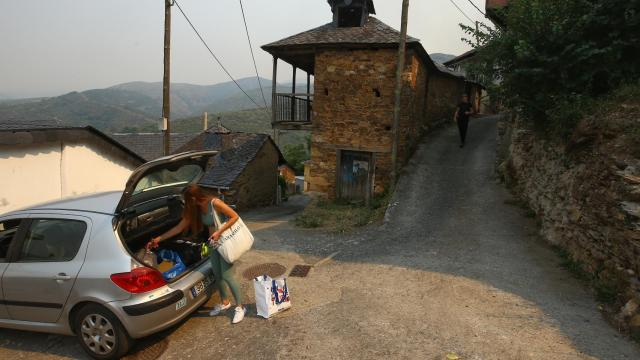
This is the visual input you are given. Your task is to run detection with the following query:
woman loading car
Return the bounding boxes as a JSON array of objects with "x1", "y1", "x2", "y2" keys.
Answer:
[{"x1": 147, "y1": 184, "x2": 247, "y2": 324}]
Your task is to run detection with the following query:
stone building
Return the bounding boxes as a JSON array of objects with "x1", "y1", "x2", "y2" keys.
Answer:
[
  {"x1": 262, "y1": 0, "x2": 467, "y2": 202},
  {"x1": 174, "y1": 130, "x2": 285, "y2": 210}
]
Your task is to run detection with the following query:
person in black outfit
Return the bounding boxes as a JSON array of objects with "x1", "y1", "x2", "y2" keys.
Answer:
[{"x1": 454, "y1": 94, "x2": 474, "y2": 148}]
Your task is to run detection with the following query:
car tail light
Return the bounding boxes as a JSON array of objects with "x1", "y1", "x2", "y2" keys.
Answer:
[{"x1": 110, "y1": 267, "x2": 167, "y2": 294}]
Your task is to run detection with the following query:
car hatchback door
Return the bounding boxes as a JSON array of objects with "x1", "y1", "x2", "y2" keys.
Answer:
[{"x1": 2, "y1": 214, "x2": 91, "y2": 323}]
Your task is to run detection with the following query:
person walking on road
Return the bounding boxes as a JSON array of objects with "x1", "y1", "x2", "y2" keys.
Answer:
[
  {"x1": 453, "y1": 94, "x2": 474, "y2": 148},
  {"x1": 147, "y1": 185, "x2": 247, "y2": 324}
]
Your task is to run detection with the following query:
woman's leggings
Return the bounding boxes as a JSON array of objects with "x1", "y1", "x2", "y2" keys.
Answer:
[{"x1": 209, "y1": 249, "x2": 242, "y2": 304}]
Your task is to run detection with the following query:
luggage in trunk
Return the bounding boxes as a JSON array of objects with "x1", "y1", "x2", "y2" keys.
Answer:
[{"x1": 159, "y1": 239, "x2": 204, "y2": 267}]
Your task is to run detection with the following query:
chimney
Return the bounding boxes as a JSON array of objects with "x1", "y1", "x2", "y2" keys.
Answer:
[{"x1": 203, "y1": 112, "x2": 208, "y2": 131}]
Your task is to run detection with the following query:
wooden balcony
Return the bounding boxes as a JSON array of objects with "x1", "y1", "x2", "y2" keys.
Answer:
[{"x1": 272, "y1": 93, "x2": 313, "y2": 130}]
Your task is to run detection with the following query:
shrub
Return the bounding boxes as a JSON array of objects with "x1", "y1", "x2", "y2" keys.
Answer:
[{"x1": 282, "y1": 143, "x2": 309, "y2": 175}]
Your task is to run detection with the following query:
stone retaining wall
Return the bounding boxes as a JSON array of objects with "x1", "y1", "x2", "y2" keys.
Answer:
[{"x1": 497, "y1": 113, "x2": 640, "y2": 330}]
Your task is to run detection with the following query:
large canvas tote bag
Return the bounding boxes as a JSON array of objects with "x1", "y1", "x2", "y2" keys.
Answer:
[{"x1": 212, "y1": 207, "x2": 254, "y2": 263}]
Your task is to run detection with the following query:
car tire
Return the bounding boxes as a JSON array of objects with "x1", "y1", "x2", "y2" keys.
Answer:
[{"x1": 74, "y1": 304, "x2": 132, "y2": 360}]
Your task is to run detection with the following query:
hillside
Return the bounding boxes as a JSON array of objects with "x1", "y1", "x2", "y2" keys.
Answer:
[
  {"x1": 173, "y1": 108, "x2": 308, "y2": 146},
  {"x1": 0, "y1": 91, "x2": 158, "y2": 132},
  {"x1": 0, "y1": 77, "x2": 280, "y2": 133},
  {"x1": 111, "y1": 77, "x2": 273, "y2": 118}
]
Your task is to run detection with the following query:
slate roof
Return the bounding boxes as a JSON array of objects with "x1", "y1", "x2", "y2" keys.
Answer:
[
  {"x1": 0, "y1": 118, "x2": 63, "y2": 130},
  {"x1": 199, "y1": 134, "x2": 272, "y2": 188},
  {"x1": 0, "y1": 124, "x2": 146, "y2": 164},
  {"x1": 443, "y1": 48, "x2": 479, "y2": 67},
  {"x1": 435, "y1": 64, "x2": 465, "y2": 78},
  {"x1": 262, "y1": 16, "x2": 463, "y2": 80},
  {"x1": 262, "y1": 17, "x2": 419, "y2": 50},
  {"x1": 175, "y1": 131, "x2": 285, "y2": 189},
  {"x1": 110, "y1": 133, "x2": 198, "y2": 162}
]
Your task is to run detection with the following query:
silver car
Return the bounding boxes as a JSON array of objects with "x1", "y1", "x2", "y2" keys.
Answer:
[{"x1": 0, "y1": 151, "x2": 218, "y2": 359}]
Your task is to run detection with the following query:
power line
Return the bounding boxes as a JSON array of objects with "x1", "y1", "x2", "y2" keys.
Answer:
[
  {"x1": 238, "y1": 0, "x2": 268, "y2": 108},
  {"x1": 173, "y1": 0, "x2": 265, "y2": 110},
  {"x1": 446, "y1": 0, "x2": 476, "y2": 25},
  {"x1": 464, "y1": 0, "x2": 487, "y2": 17}
]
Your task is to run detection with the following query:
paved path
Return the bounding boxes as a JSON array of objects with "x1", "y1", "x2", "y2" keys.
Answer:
[{"x1": 1, "y1": 116, "x2": 638, "y2": 359}]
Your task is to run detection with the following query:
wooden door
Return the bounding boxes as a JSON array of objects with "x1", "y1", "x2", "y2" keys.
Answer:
[{"x1": 338, "y1": 150, "x2": 373, "y2": 203}]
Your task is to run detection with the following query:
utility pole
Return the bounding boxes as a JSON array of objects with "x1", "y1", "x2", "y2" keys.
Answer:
[
  {"x1": 162, "y1": 0, "x2": 173, "y2": 156},
  {"x1": 391, "y1": 0, "x2": 410, "y2": 186}
]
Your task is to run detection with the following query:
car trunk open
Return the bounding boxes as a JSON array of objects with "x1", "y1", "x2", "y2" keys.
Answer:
[{"x1": 115, "y1": 151, "x2": 217, "y2": 281}]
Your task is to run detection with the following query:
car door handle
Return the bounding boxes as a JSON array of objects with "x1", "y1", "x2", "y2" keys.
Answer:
[{"x1": 53, "y1": 273, "x2": 72, "y2": 281}]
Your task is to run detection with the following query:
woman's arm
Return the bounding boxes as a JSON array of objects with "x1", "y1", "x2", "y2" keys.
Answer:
[
  {"x1": 147, "y1": 217, "x2": 188, "y2": 249},
  {"x1": 453, "y1": 108, "x2": 459, "y2": 123},
  {"x1": 209, "y1": 198, "x2": 240, "y2": 242}
]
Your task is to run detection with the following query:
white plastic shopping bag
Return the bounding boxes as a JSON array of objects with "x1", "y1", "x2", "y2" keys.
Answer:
[
  {"x1": 254, "y1": 275, "x2": 291, "y2": 318},
  {"x1": 212, "y1": 208, "x2": 254, "y2": 264}
]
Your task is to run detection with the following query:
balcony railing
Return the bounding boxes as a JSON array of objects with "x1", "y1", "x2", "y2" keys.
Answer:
[{"x1": 273, "y1": 93, "x2": 313, "y2": 124}]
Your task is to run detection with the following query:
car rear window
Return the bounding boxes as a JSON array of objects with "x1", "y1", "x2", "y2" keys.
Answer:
[
  {"x1": 132, "y1": 164, "x2": 202, "y2": 195},
  {"x1": 19, "y1": 219, "x2": 87, "y2": 262}
]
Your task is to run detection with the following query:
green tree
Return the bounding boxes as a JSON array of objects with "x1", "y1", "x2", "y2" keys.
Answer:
[
  {"x1": 282, "y1": 143, "x2": 309, "y2": 175},
  {"x1": 461, "y1": 0, "x2": 640, "y2": 137}
]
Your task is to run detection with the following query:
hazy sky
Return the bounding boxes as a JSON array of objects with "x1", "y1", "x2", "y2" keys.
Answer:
[{"x1": 0, "y1": 0, "x2": 486, "y2": 98}]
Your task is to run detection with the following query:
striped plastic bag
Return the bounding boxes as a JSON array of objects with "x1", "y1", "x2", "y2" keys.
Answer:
[{"x1": 254, "y1": 275, "x2": 291, "y2": 318}]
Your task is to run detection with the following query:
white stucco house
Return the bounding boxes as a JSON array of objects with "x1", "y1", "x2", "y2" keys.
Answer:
[{"x1": 0, "y1": 120, "x2": 145, "y2": 214}]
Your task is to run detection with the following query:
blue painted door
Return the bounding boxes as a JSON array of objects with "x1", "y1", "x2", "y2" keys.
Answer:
[{"x1": 339, "y1": 151, "x2": 373, "y2": 202}]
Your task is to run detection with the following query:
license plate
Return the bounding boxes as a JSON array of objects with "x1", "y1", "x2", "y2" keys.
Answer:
[
  {"x1": 175, "y1": 297, "x2": 187, "y2": 311},
  {"x1": 190, "y1": 272, "x2": 214, "y2": 298}
]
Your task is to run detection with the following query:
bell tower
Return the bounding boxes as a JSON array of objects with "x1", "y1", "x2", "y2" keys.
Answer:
[{"x1": 327, "y1": 0, "x2": 376, "y2": 28}]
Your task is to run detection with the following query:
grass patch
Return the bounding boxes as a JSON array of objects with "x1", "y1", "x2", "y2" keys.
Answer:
[
  {"x1": 553, "y1": 246, "x2": 625, "y2": 306},
  {"x1": 295, "y1": 192, "x2": 391, "y2": 233},
  {"x1": 594, "y1": 279, "x2": 619, "y2": 305},
  {"x1": 554, "y1": 246, "x2": 592, "y2": 282}
]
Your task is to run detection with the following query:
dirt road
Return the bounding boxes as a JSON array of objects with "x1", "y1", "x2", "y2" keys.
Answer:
[{"x1": 1, "y1": 116, "x2": 638, "y2": 359}]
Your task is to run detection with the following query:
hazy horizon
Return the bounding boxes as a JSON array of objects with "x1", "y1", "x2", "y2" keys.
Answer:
[{"x1": 0, "y1": 0, "x2": 486, "y2": 99}]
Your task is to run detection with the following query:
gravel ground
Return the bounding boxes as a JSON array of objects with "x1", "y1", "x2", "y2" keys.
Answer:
[{"x1": 1, "y1": 116, "x2": 639, "y2": 359}]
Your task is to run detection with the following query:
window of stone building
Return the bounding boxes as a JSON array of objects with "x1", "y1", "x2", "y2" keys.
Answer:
[
  {"x1": 373, "y1": 88, "x2": 381, "y2": 97},
  {"x1": 324, "y1": 87, "x2": 329, "y2": 96}
]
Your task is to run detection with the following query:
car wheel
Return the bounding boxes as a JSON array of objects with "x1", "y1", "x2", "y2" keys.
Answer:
[{"x1": 74, "y1": 304, "x2": 132, "y2": 360}]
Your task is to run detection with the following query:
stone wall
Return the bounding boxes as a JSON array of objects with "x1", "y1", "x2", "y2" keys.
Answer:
[
  {"x1": 309, "y1": 48, "x2": 450, "y2": 198},
  {"x1": 398, "y1": 51, "x2": 428, "y2": 164},
  {"x1": 224, "y1": 141, "x2": 279, "y2": 210},
  {"x1": 497, "y1": 113, "x2": 640, "y2": 330},
  {"x1": 426, "y1": 73, "x2": 466, "y2": 127},
  {"x1": 310, "y1": 48, "x2": 400, "y2": 197}
]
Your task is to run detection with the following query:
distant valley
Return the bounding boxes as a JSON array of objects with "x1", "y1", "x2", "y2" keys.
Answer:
[
  {"x1": 0, "y1": 53, "x2": 455, "y2": 134},
  {"x1": 0, "y1": 77, "x2": 282, "y2": 133}
]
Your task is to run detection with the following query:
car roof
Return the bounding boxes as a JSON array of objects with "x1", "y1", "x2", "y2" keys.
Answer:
[{"x1": 5, "y1": 191, "x2": 123, "y2": 216}]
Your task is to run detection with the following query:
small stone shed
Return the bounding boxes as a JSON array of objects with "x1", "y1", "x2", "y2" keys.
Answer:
[
  {"x1": 175, "y1": 131, "x2": 286, "y2": 210},
  {"x1": 262, "y1": 0, "x2": 468, "y2": 202}
]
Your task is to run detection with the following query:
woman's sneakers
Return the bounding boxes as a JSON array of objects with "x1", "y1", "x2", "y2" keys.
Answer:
[
  {"x1": 209, "y1": 303, "x2": 246, "y2": 323},
  {"x1": 209, "y1": 302, "x2": 232, "y2": 316},
  {"x1": 232, "y1": 306, "x2": 247, "y2": 324}
]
